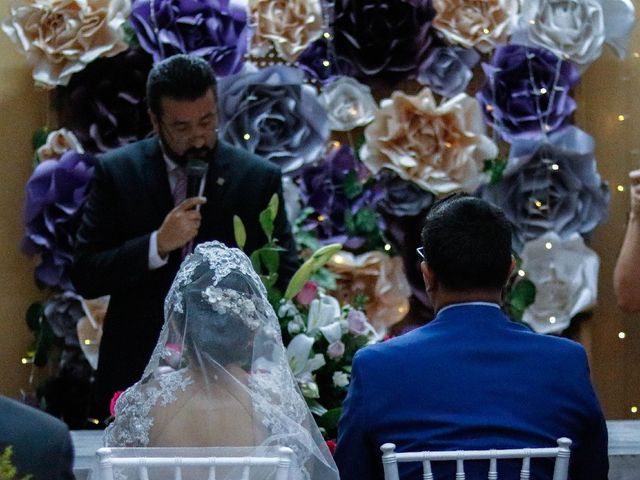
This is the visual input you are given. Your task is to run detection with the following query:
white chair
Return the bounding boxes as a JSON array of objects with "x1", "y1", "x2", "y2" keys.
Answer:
[
  {"x1": 96, "y1": 446, "x2": 294, "y2": 480},
  {"x1": 380, "y1": 437, "x2": 572, "y2": 480}
]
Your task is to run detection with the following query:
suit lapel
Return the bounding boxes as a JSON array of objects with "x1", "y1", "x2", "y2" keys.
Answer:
[{"x1": 140, "y1": 137, "x2": 174, "y2": 214}]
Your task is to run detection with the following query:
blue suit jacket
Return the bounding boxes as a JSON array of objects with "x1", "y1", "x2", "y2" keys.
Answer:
[{"x1": 334, "y1": 304, "x2": 608, "y2": 480}]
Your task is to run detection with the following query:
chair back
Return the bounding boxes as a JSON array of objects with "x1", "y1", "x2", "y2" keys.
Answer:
[
  {"x1": 96, "y1": 446, "x2": 294, "y2": 480},
  {"x1": 380, "y1": 437, "x2": 572, "y2": 480}
]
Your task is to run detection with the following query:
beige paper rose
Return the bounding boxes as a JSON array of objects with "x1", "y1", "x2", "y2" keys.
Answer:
[
  {"x1": 2, "y1": 0, "x2": 131, "y2": 88},
  {"x1": 432, "y1": 0, "x2": 518, "y2": 53},
  {"x1": 327, "y1": 251, "x2": 410, "y2": 335},
  {"x1": 360, "y1": 88, "x2": 497, "y2": 194},
  {"x1": 36, "y1": 128, "x2": 84, "y2": 161},
  {"x1": 249, "y1": 0, "x2": 324, "y2": 62}
]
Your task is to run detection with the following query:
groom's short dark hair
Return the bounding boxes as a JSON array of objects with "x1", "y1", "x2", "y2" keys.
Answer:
[{"x1": 420, "y1": 194, "x2": 513, "y2": 291}]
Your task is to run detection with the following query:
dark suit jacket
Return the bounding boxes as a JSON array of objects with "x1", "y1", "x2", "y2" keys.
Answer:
[
  {"x1": 70, "y1": 137, "x2": 298, "y2": 416},
  {"x1": 334, "y1": 303, "x2": 608, "y2": 480},
  {"x1": 0, "y1": 396, "x2": 75, "y2": 480}
]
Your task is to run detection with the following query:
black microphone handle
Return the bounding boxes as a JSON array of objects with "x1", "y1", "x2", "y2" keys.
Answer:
[{"x1": 186, "y1": 174, "x2": 202, "y2": 199}]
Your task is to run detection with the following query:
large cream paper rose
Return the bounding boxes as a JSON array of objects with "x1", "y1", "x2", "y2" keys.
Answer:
[
  {"x1": 249, "y1": 0, "x2": 324, "y2": 62},
  {"x1": 432, "y1": 0, "x2": 518, "y2": 53},
  {"x1": 2, "y1": 0, "x2": 130, "y2": 88},
  {"x1": 360, "y1": 88, "x2": 497, "y2": 194},
  {"x1": 520, "y1": 232, "x2": 599, "y2": 334},
  {"x1": 327, "y1": 251, "x2": 411, "y2": 335}
]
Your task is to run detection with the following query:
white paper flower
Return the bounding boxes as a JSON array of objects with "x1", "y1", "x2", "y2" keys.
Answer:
[
  {"x1": 360, "y1": 88, "x2": 497, "y2": 194},
  {"x1": 520, "y1": 232, "x2": 599, "y2": 334},
  {"x1": 332, "y1": 371, "x2": 350, "y2": 388},
  {"x1": 319, "y1": 77, "x2": 377, "y2": 131},
  {"x1": 36, "y1": 128, "x2": 84, "y2": 161},
  {"x1": 512, "y1": 0, "x2": 636, "y2": 68},
  {"x1": 2, "y1": 0, "x2": 131, "y2": 88}
]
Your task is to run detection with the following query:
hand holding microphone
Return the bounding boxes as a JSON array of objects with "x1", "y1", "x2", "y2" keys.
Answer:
[{"x1": 157, "y1": 158, "x2": 209, "y2": 256}]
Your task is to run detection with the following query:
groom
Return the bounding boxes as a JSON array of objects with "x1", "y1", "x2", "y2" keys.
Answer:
[
  {"x1": 334, "y1": 194, "x2": 608, "y2": 480},
  {"x1": 71, "y1": 54, "x2": 299, "y2": 420}
]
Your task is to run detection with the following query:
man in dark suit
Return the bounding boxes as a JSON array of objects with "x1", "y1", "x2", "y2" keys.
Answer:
[
  {"x1": 0, "y1": 395, "x2": 75, "y2": 480},
  {"x1": 70, "y1": 54, "x2": 299, "y2": 420},
  {"x1": 335, "y1": 194, "x2": 608, "y2": 480}
]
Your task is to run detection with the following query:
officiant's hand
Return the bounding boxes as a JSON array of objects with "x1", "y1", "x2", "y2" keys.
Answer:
[{"x1": 157, "y1": 197, "x2": 207, "y2": 257}]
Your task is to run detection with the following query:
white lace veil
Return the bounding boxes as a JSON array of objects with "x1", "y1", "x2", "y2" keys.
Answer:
[{"x1": 104, "y1": 241, "x2": 339, "y2": 480}]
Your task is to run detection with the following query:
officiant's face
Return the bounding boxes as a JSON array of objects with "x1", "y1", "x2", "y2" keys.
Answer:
[{"x1": 151, "y1": 88, "x2": 219, "y2": 166}]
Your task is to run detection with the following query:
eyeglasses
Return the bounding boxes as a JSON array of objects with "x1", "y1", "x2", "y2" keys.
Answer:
[{"x1": 416, "y1": 247, "x2": 425, "y2": 260}]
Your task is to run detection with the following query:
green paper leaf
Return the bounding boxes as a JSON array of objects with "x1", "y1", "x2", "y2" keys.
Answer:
[
  {"x1": 33, "y1": 319, "x2": 55, "y2": 367},
  {"x1": 483, "y1": 158, "x2": 507, "y2": 185},
  {"x1": 354, "y1": 207, "x2": 378, "y2": 233},
  {"x1": 343, "y1": 171, "x2": 363, "y2": 199},
  {"x1": 25, "y1": 302, "x2": 44, "y2": 332},
  {"x1": 233, "y1": 215, "x2": 247, "y2": 250},
  {"x1": 507, "y1": 278, "x2": 536, "y2": 320},
  {"x1": 316, "y1": 407, "x2": 342, "y2": 432},
  {"x1": 31, "y1": 127, "x2": 49, "y2": 166}
]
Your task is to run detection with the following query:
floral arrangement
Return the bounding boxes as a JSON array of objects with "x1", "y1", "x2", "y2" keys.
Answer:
[{"x1": 4, "y1": 0, "x2": 636, "y2": 428}]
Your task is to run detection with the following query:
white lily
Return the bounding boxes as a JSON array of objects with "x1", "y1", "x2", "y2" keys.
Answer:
[
  {"x1": 306, "y1": 295, "x2": 343, "y2": 343},
  {"x1": 286, "y1": 334, "x2": 326, "y2": 378}
]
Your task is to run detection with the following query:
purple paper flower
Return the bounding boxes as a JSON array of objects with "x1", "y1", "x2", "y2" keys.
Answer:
[
  {"x1": 377, "y1": 171, "x2": 436, "y2": 217},
  {"x1": 476, "y1": 44, "x2": 580, "y2": 143},
  {"x1": 327, "y1": 340, "x2": 345, "y2": 359},
  {"x1": 297, "y1": 38, "x2": 355, "y2": 86},
  {"x1": 331, "y1": 0, "x2": 435, "y2": 80},
  {"x1": 130, "y1": 0, "x2": 250, "y2": 77},
  {"x1": 478, "y1": 127, "x2": 609, "y2": 250},
  {"x1": 417, "y1": 47, "x2": 480, "y2": 97},
  {"x1": 299, "y1": 145, "x2": 383, "y2": 249},
  {"x1": 217, "y1": 65, "x2": 329, "y2": 174},
  {"x1": 60, "y1": 47, "x2": 153, "y2": 154},
  {"x1": 22, "y1": 151, "x2": 96, "y2": 290},
  {"x1": 346, "y1": 309, "x2": 370, "y2": 335}
]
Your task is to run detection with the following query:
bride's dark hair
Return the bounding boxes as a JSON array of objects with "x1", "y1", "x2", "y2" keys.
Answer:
[{"x1": 179, "y1": 262, "x2": 258, "y2": 366}]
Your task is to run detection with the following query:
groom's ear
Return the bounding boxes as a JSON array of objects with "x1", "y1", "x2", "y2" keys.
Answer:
[{"x1": 420, "y1": 262, "x2": 438, "y2": 292}]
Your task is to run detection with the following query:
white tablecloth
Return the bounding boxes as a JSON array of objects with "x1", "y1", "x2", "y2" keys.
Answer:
[{"x1": 72, "y1": 421, "x2": 640, "y2": 479}]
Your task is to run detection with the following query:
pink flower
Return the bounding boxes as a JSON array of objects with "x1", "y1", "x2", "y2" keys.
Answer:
[
  {"x1": 295, "y1": 281, "x2": 318, "y2": 305},
  {"x1": 326, "y1": 440, "x2": 337, "y2": 456},
  {"x1": 109, "y1": 390, "x2": 123, "y2": 416}
]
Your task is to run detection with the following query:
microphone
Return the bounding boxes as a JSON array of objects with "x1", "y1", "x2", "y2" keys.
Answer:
[{"x1": 186, "y1": 158, "x2": 209, "y2": 199}]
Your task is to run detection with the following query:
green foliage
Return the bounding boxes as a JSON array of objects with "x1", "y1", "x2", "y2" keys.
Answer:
[
  {"x1": 0, "y1": 447, "x2": 32, "y2": 480},
  {"x1": 284, "y1": 244, "x2": 343, "y2": 300},
  {"x1": 483, "y1": 158, "x2": 508, "y2": 185},
  {"x1": 506, "y1": 278, "x2": 536, "y2": 321},
  {"x1": 233, "y1": 215, "x2": 247, "y2": 249},
  {"x1": 23, "y1": 301, "x2": 55, "y2": 367},
  {"x1": 343, "y1": 171, "x2": 363, "y2": 199},
  {"x1": 31, "y1": 128, "x2": 49, "y2": 167}
]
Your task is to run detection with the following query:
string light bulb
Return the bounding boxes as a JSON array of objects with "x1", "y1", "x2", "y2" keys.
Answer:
[
  {"x1": 550, "y1": 163, "x2": 559, "y2": 171},
  {"x1": 243, "y1": 133, "x2": 251, "y2": 141},
  {"x1": 323, "y1": 32, "x2": 331, "y2": 40},
  {"x1": 618, "y1": 114, "x2": 626, "y2": 122},
  {"x1": 545, "y1": 242, "x2": 553, "y2": 250},
  {"x1": 322, "y1": 60, "x2": 331, "y2": 67},
  {"x1": 384, "y1": 244, "x2": 391, "y2": 252},
  {"x1": 619, "y1": 331, "x2": 626, "y2": 339},
  {"x1": 483, "y1": 28, "x2": 490, "y2": 34},
  {"x1": 539, "y1": 87, "x2": 548, "y2": 95},
  {"x1": 632, "y1": 406, "x2": 638, "y2": 414},
  {"x1": 617, "y1": 185, "x2": 625, "y2": 192},
  {"x1": 549, "y1": 316, "x2": 557, "y2": 324},
  {"x1": 518, "y1": 270, "x2": 526, "y2": 277}
]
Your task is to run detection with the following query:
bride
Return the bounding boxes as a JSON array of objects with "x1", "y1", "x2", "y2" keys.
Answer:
[{"x1": 104, "y1": 241, "x2": 339, "y2": 480}]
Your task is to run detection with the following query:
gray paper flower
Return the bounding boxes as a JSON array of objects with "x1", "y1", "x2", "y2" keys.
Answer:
[
  {"x1": 217, "y1": 65, "x2": 330, "y2": 174},
  {"x1": 479, "y1": 126, "x2": 609, "y2": 250},
  {"x1": 417, "y1": 47, "x2": 480, "y2": 98}
]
